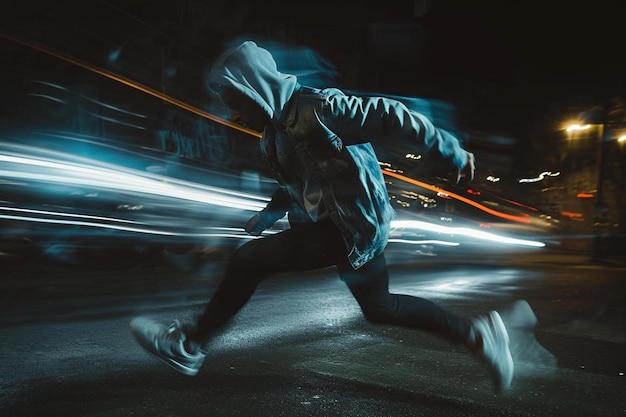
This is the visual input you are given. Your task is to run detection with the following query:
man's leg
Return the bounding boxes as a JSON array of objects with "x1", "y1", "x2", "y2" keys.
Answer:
[
  {"x1": 130, "y1": 220, "x2": 348, "y2": 375},
  {"x1": 338, "y1": 253, "x2": 471, "y2": 343},
  {"x1": 339, "y1": 254, "x2": 514, "y2": 392}
]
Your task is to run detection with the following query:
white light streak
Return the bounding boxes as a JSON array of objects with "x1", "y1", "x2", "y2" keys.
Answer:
[
  {"x1": 390, "y1": 220, "x2": 545, "y2": 248},
  {"x1": 0, "y1": 153, "x2": 268, "y2": 212},
  {"x1": 0, "y1": 206, "x2": 141, "y2": 225},
  {"x1": 0, "y1": 210, "x2": 259, "y2": 240},
  {"x1": 518, "y1": 171, "x2": 560, "y2": 184},
  {"x1": 388, "y1": 239, "x2": 460, "y2": 246},
  {"x1": 0, "y1": 213, "x2": 179, "y2": 235}
]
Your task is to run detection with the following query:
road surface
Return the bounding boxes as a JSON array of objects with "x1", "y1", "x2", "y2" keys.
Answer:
[{"x1": 1, "y1": 252, "x2": 624, "y2": 416}]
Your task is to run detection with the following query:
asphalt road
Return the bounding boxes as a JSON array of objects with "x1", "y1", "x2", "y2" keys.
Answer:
[{"x1": 1, "y1": 251, "x2": 625, "y2": 417}]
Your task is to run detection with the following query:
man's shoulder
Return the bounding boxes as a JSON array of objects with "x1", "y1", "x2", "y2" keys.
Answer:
[{"x1": 297, "y1": 85, "x2": 344, "y2": 100}]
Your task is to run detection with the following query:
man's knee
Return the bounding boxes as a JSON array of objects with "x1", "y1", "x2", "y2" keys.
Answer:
[
  {"x1": 359, "y1": 301, "x2": 395, "y2": 324},
  {"x1": 225, "y1": 242, "x2": 268, "y2": 280}
]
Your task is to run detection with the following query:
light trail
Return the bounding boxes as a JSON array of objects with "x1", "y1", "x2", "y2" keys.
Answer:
[
  {"x1": 518, "y1": 171, "x2": 560, "y2": 184},
  {"x1": 0, "y1": 206, "x2": 142, "y2": 225},
  {"x1": 1, "y1": 206, "x2": 543, "y2": 247},
  {"x1": 384, "y1": 170, "x2": 531, "y2": 224},
  {"x1": 390, "y1": 220, "x2": 545, "y2": 248},
  {"x1": 0, "y1": 211, "x2": 259, "y2": 240},
  {"x1": 0, "y1": 33, "x2": 259, "y2": 138},
  {"x1": 388, "y1": 239, "x2": 460, "y2": 246},
  {"x1": 0, "y1": 152, "x2": 268, "y2": 212},
  {"x1": 0, "y1": 145, "x2": 544, "y2": 248},
  {"x1": 33, "y1": 80, "x2": 148, "y2": 119},
  {"x1": 1, "y1": 146, "x2": 544, "y2": 248}
]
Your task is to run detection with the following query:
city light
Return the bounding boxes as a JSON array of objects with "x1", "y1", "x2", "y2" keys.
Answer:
[
  {"x1": 518, "y1": 171, "x2": 560, "y2": 183},
  {"x1": 566, "y1": 124, "x2": 591, "y2": 132}
]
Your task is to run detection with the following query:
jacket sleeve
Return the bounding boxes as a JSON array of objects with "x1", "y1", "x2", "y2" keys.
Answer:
[{"x1": 323, "y1": 91, "x2": 469, "y2": 169}]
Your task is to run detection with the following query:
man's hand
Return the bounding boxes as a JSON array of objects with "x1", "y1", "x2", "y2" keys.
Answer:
[
  {"x1": 244, "y1": 211, "x2": 276, "y2": 236},
  {"x1": 244, "y1": 213, "x2": 265, "y2": 236},
  {"x1": 457, "y1": 151, "x2": 475, "y2": 184}
]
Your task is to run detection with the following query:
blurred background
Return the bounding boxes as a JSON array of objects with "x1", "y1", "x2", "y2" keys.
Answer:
[{"x1": 1, "y1": 0, "x2": 625, "y2": 272}]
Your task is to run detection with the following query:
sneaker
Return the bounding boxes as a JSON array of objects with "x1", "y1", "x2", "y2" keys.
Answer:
[
  {"x1": 130, "y1": 317, "x2": 205, "y2": 376},
  {"x1": 471, "y1": 310, "x2": 514, "y2": 393}
]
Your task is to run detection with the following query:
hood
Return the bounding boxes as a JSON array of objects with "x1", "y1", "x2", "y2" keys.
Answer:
[{"x1": 206, "y1": 41, "x2": 298, "y2": 122}]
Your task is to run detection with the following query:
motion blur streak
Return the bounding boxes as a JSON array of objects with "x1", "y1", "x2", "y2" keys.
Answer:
[
  {"x1": 0, "y1": 145, "x2": 544, "y2": 247},
  {"x1": 0, "y1": 206, "x2": 141, "y2": 225},
  {"x1": 33, "y1": 80, "x2": 148, "y2": 119},
  {"x1": 0, "y1": 205, "x2": 269, "y2": 240},
  {"x1": 27, "y1": 93, "x2": 66, "y2": 104},
  {"x1": 391, "y1": 220, "x2": 545, "y2": 248},
  {"x1": 0, "y1": 33, "x2": 259, "y2": 139},
  {"x1": 388, "y1": 239, "x2": 460, "y2": 246},
  {"x1": 0, "y1": 210, "x2": 259, "y2": 239},
  {"x1": 0, "y1": 212, "x2": 186, "y2": 236},
  {"x1": 0, "y1": 152, "x2": 268, "y2": 212},
  {"x1": 2, "y1": 33, "x2": 536, "y2": 227}
]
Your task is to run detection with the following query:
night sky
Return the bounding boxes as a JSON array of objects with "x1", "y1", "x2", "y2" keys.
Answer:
[
  {"x1": 401, "y1": 0, "x2": 626, "y2": 138},
  {"x1": 2, "y1": 0, "x2": 625, "y2": 139}
]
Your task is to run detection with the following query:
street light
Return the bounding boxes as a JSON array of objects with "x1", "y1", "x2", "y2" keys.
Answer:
[
  {"x1": 566, "y1": 123, "x2": 591, "y2": 132},
  {"x1": 564, "y1": 98, "x2": 626, "y2": 262},
  {"x1": 564, "y1": 119, "x2": 609, "y2": 262},
  {"x1": 567, "y1": 118, "x2": 626, "y2": 262}
]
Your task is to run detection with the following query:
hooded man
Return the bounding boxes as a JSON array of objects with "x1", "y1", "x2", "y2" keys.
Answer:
[{"x1": 131, "y1": 41, "x2": 514, "y2": 393}]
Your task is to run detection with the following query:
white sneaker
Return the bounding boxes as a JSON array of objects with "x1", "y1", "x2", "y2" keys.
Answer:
[
  {"x1": 130, "y1": 317, "x2": 205, "y2": 376},
  {"x1": 471, "y1": 311, "x2": 514, "y2": 393}
]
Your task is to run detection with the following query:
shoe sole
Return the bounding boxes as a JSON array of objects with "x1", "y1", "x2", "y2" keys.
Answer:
[
  {"x1": 130, "y1": 322, "x2": 202, "y2": 377},
  {"x1": 489, "y1": 311, "x2": 514, "y2": 393}
]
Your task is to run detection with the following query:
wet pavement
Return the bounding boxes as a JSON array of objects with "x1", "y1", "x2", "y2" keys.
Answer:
[{"x1": 1, "y1": 250, "x2": 625, "y2": 417}]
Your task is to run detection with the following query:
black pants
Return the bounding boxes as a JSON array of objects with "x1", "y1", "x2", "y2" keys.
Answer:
[{"x1": 191, "y1": 220, "x2": 471, "y2": 345}]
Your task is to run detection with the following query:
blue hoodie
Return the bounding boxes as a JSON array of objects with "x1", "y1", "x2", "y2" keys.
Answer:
[{"x1": 207, "y1": 41, "x2": 470, "y2": 270}]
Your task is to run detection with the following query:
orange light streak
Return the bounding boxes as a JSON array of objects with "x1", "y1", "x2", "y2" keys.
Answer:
[
  {"x1": 498, "y1": 196, "x2": 538, "y2": 211},
  {"x1": 561, "y1": 211, "x2": 584, "y2": 221},
  {"x1": 383, "y1": 170, "x2": 530, "y2": 224},
  {"x1": 0, "y1": 33, "x2": 261, "y2": 139}
]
